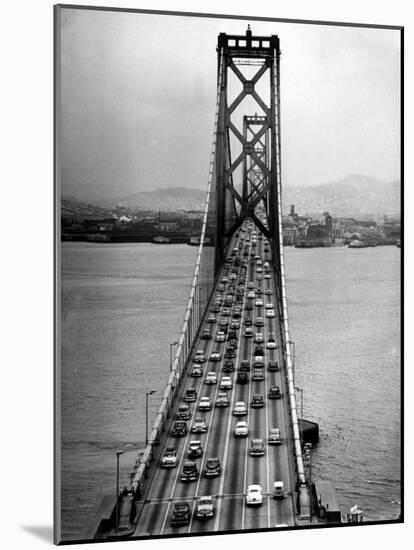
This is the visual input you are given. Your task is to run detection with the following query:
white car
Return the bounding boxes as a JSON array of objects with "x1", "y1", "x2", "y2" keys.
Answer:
[
  {"x1": 206, "y1": 372, "x2": 217, "y2": 384},
  {"x1": 210, "y1": 351, "x2": 222, "y2": 362},
  {"x1": 265, "y1": 303, "x2": 274, "y2": 309},
  {"x1": 255, "y1": 299, "x2": 263, "y2": 307},
  {"x1": 215, "y1": 331, "x2": 225, "y2": 342},
  {"x1": 246, "y1": 484, "x2": 263, "y2": 506},
  {"x1": 234, "y1": 421, "x2": 248, "y2": 437},
  {"x1": 220, "y1": 376, "x2": 233, "y2": 390},
  {"x1": 247, "y1": 291, "x2": 255, "y2": 299},
  {"x1": 266, "y1": 339, "x2": 277, "y2": 349},
  {"x1": 198, "y1": 397, "x2": 211, "y2": 411},
  {"x1": 233, "y1": 401, "x2": 247, "y2": 416},
  {"x1": 255, "y1": 333, "x2": 263, "y2": 344},
  {"x1": 266, "y1": 309, "x2": 275, "y2": 318},
  {"x1": 264, "y1": 274, "x2": 271, "y2": 279}
]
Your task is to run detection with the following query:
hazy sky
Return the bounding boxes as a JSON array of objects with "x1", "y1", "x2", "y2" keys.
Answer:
[{"x1": 58, "y1": 8, "x2": 401, "y2": 201}]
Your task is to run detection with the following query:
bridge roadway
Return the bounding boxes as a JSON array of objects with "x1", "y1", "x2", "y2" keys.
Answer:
[{"x1": 134, "y1": 220, "x2": 297, "y2": 535}]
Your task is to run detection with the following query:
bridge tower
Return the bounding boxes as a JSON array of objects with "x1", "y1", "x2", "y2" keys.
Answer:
[{"x1": 214, "y1": 26, "x2": 282, "y2": 277}]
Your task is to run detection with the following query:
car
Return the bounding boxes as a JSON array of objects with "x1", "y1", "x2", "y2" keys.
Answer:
[
  {"x1": 206, "y1": 372, "x2": 218, "y2": 384},
  {"x1": 268, "y1": 385, "x2": 281, "y2": 399},
  {"x1": 255, "y1": 317, "x2": 264, "y2": 326},
  {"x1": 232, "y1": 309, "x2": 242, "y2": 319},
  {"x1": 266, "y1": 339, "x2": 277, "y2": 349},
  {"x1": 254, "y1": 345, "x2": 264, "y2": 356},
  {"x1": 228, "y1": 330, "x2": 237, "y2": 340},
  {"x1": 268, "y1": 428, "x2": 281, "y2": 445},
  {"x1": 215, "y1": 392, "x2": 229, "y2": 407},
  {"x1": 191, "y1": 417, "x2": 207, "y2": 433},
  {"x1": 172, "y1": 420, "x2": 188, "y2": 437},
  {"x1": 170, "y1": 501, "x2": 191, "y2": 525},
  {"x1": 207, "y1": 315, "x2": 217, "y2": 323},
  {"x1": 195, "y1": 496, "x2": 215, "y2": 519},
  {"x1": 224, "y1": 349, "x2": 236, "y2": 359},
  {"x1": 222, "y1": 307, "x2": 231, "y2": 317},
  {"x1": 256, "y1": 287, "x2": 263, "y2": 295},
  {"x1": 249, "y1": 438, "x2": 265, "y2": 456},
  {"x1": 252, "y1": 368, "x2": 265, "y2": 381},
  {"x1": 215, "y1": 331, "x2": 225, "y2": 342},
  {"x1": 228, "y1": 338, "x2": 238, "y2": 350},
  {"x1": 265, "y1": 302, "x2": 274, "y2": 309},
  {"x1": 266, "y1": 309, "x2": 275, "y2": 318},
  {"x1": 233, "y1": 401, "x2": 247, "y2": 416},
  {"x1": 245, "y1": 302, "x2": 253, "y2": 310},
  {"x1": 236, "y1": 370, "x2": 249, "y2": 384},
  {"x1": 219, "y1": 319, "x2": 229, "y2": 329},
  {"x1": 184, "y1": 388, "x2": 197, "y2": 402},
  {"x1": 253, "y1": 356, "x2": 265, "y2": 368},
  {"x1": 201, "y1": 329, "x2": 212, "y2": 340},
  {"x1": 265, "y1": 289, "x2": 272, "y2": 295},
  {"x1": 220, "y1": 376, "x2": 233, "y2": 390},
  {"x1": 247, "y1": 282, "x2": 254, "y2": 289},
  {"x1": 244, "y1": 327, "x2": 253, "y2": 338},
  {"x1": 191, "y1": 365, "x2": 203, "y2": 377},
  {"x1": 161, "y1": 447, "x2": 177, "y2": 468},
  {"x1": 244, "y1": 318, "x2": 253, "y2": 326},
  {"x1": 251, "y1": 394, "x2": 265, "y2": 408},
  {"x1": 255, "y1": 333, "x2": 264, "y2": 344},
  {"x1": 246, "y1": 484, "x2": 263, "y2": 506},
  {"x1": 268, "y1": 360, "x2": 279, "y2": 371},
  {"x1": 210, "y1": 351, "x2": 221, "y2": 362},
  {"x1": 176, "y1": 404, "x2": 191, "y2": 420},
  {"x1": 204, "y1": 457, "x2": 221, "y2": 477},
  {"x1": 193, "y1": 352, "x2": 205, "y2": 363},
  {"x1": 188, "y1": 440, "x2": 203, "y2": 459},
  {"x1": 230, "y1": 320, "x2": 240, "y2": 329},
  {"x1": 273, "y1": 481, "x2": 285, "y2": 499},
  {"x1": 264, "y1": 273, "x2": 271, "y2": 279},
  {"x1": 199, "y1": 397, "x2": 211, "y2": 411},
  {"x1": 247, "y1": 291, "x2": 255, "y2": 299},
  {"x1": 222, "y1": 360, "x2": 235, "y2": 372},
  {"x1": 239, "y1": 360, "x2": 250, "y2": 371},
  {"x1": 256, "y1": 274, "x2": 263, "y2": 281},
  {"x1": 234, "y1": 420, "x2": 248, "y2": 437},
  {"x1": 181, "y1": 461, "x2": 198, "y2": 482},
  {"x1": 255, "y1": 299, "x2": 263, "y2": 307},
  {"x1": 221, "y1": 277, "x2": 228, "y2": 284}
]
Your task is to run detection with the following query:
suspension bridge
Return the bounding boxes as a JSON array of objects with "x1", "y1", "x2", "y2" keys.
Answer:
[{"x1": 84, "y1": 27, "x2": 343, "y2": 540}]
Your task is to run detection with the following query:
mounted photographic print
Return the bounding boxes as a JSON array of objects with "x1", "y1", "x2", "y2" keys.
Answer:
[{"x1": 54, "y1": 4, "x2": 403, "y2": 545}]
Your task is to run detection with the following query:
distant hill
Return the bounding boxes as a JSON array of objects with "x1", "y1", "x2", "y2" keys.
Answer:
[
  {"x1": 97, "y1": 187, "x2": 206, "y2": 212},
  {"x1": 63, "y1": 175, "x2": 400, "y2": 218},
  {"x1": 283, "y1": 175, "x2": 400, "y2": 217}
]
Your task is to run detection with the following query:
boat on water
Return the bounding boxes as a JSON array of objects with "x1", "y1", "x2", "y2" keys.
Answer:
[
  {"x1": 348, "y1": 239, "x2": 377, "y2": 248},
  {"x1": 152, "y1": 236, "x2": 170, "y2": 244},
  {"x1": 348, "y1": 240, "x2": 366, "y2": 248},
  {"x1": 188, "y1": 236, "x2": 211, "y2": 246}
]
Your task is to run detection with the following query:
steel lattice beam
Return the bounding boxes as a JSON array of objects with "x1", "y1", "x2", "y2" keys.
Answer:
[{"x1": 214, "y1": 27, "x2": 282, "y2": 275}]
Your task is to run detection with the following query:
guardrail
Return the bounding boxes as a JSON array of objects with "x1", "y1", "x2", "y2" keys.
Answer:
[
  {"x1": 129, "y1": 49, "x2": 224, "y2": 500},
  {"x1": 272, "y1": 50, "x2": 306, "y2": 490}
]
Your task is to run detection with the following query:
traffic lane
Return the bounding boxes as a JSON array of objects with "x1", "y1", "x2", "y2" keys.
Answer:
[
  {"x1": 215, "y1": 380, "x2": 251, "y2": 532},
  {"x1": 243, "y1": 388, "x2": 270, "y2": 530}
]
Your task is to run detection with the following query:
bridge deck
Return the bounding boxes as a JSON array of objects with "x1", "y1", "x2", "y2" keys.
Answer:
[{"x1": 133, "y1": 220, "x2": 297, "y2": 535}]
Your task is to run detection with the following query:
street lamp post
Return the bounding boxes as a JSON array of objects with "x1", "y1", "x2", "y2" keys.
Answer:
[
  {"x1": 115, "y1": 450, "x2": 124, "y2": 533},
  {"x1": 288, "y1": 339, "x2": 296, "y2": 381},
  {"x1": 295, "y1": 386, "x2": 304, "y2": 448},
  {"x1": 145, "y1": 390, "x2": 156, "y2": 446},
  {"x1": 170, "y1": 341, "x2": 178, "y2": 372}
]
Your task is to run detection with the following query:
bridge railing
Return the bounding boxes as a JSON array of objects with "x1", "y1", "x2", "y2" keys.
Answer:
[
  {"x1": 271, "y1": 50, "x2": 307, "y2": 493},
  {"x1": 129, "y1": 49, "x2": 224, "y2": 499}
]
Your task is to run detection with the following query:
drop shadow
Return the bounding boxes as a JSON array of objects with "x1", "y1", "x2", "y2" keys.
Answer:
[{"x1": 21, "y1": 525, "x2": 54, "y2": 543}]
